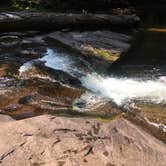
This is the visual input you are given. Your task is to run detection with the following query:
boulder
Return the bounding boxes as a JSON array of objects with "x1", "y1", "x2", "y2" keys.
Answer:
[{"x1": 46, "y1": 31, "x2": 132, "y2": 66}]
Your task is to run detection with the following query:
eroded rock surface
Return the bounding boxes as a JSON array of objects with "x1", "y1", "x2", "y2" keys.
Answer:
[
  {"x1": 0, "y1": 76, "x2": 84, "y2": 120},
  {"x1": 125, "y1": 103, "x2": 166, "y2": 143},
  {"x1": 0, "y1": 115, "x2": 165, "y2": 166}
]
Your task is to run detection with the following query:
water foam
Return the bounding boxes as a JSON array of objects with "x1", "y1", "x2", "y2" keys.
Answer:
[
  {"x1": 19, "y1": 48, "x2": 166, "y2": 106},
  {"x1": 19, "y1": 61, "x2": 34, "y2": 74},
  {"x1": 40, "y1": 49, "x2": 83, "y2": 77},
  {"x1": 40, "y1": 49, "x2": 72, "y2": 72},
  {"x1": 19, "y1": 48, "x2": 83, "y2": 77},
  {"x1": 81, "y1": 73, "x2": 166, "y2": 106}
]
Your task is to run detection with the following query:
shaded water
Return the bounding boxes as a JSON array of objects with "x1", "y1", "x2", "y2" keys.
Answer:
[{"x1": 111, "y1": 3, "x2": 166, "y2": 72}]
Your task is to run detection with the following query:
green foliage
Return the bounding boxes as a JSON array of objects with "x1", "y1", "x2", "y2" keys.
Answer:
[
  {"x1": 0, "y1": 0, "x2": 130, "y2": 11},
  {"x1": 11, "y1": 0, "x2": 41, "y2": 9},
  {"x1": 1, "y1": 0, "x2": 163, "y2": 11},
  {"x1": 7, "y1": 72, "x2": 21, "y2": 81}
]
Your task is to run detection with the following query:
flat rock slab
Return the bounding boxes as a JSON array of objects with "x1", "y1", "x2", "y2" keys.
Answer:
[
  {"x1": 0, "y1": 115, "x2": 165, "y2": 166},
  {"x1": 46, "y1": 31, "x2": 132, "y2": 63}
]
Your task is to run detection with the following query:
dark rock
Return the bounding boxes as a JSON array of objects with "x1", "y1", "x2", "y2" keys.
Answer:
[
  {"x1": 4, "y1": 104, "x2": 20, "y2": 112},
  {"x1": 0, "y1": 32, "x2": 25, "y2": 37},
  {"x1": 43, "y1": 68, "x2": 82, "y2": 87},
  {"x1": 74, "y1": 100, "x2": 86, "y2": 108},
  {"x1": 20, "y1": 50, "x2": 43, "y2": 57},
  {"x1": 21, "y1": 61, "x2": 82, "y2": 88},
  {"x1": 45, "y1": 31, "x2": 132, "y2": 68},
  {"x1": 19, "y1": 95, "x2": 34, "y2": 105},
  {"x1": 0, "y1": 35, "x2": 22, "y2": 47}
]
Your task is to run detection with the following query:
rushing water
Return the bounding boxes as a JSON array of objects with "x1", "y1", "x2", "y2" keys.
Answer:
[
  {"x1": 81, "y1": 73, "x2": 166, "y2": 106},
  {"x1": 19, "y1": 47, "x2": 166, "y2": 108},
  {"x1": 1, "y1": 4, "x2": 166, "y2": 142},
  {"x1": 19, "y1": 48, "x2": 92, "y2": 78},
  {"x1": 18, "y1": 3, "x2": 166, "y2": 110}
]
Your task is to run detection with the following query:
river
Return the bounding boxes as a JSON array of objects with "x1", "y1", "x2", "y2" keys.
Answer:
[{"x1": 0, "y1": 3, "x2": 166, "y2": 141}]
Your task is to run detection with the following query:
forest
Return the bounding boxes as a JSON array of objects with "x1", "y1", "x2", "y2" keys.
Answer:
[{"x1": 0, "y1": 0, "x2": 148, "y2": 11}]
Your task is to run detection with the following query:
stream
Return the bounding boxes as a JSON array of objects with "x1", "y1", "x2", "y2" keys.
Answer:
[
  {"x1": 0, "y1": 4, "x2": 166, "y2": 142},
  {"x1": 19, "y1": 47, "x2": 166, "y2": 107}
]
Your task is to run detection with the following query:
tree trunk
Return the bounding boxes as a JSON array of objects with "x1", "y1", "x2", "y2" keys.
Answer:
[{"x1": 0, "y1": 12, "x2": 140, "y2": 32}]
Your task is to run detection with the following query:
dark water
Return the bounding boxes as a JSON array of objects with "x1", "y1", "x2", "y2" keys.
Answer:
[{"x1": 111, "y1": 4, "x2": 166, "y2": 78}]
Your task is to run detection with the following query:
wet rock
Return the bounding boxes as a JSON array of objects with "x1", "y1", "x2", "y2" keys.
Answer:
[
  {"x1": 3, "y1": 104, "x2": 20, "y2": 112},
  {"x1": 0, "y1": 77, "x2": 17, "y2": 88},
  {"x1": 0, "y1": 32, "x2": 25, "y2": 37},
  {"x1": 31, "y1": 79, "x2": 83, "y2": 102},
  {"x1": 1, "y1": 13, "x2": 21, "y2": 20},
  {"x1": 24, "y1": 31, "x2": 41, "y2": 37},
  {"x1": 0, "y1": 65, "x2": 8, "y2": 77},
  {"x1": 0, "y1": 115, "x2": 165, "y2": 166},
  {"x1": 19, "y1": 95, "x2": 34, "y2": 105},
  {"x1": 0, "y1": 76, "x2": 84, "y2": 119},
  {"x1": 24, "y1": 35, "x2": 46, "y2": 45},
  {"x1": 125, "y1": 103, "x2": 166, "y2": 143},
  {"x1": 21, "y1": 38, "x2": 46, "y2": 48},
  {"x1": 0, "y1": 39, "x2": 47, "y2": 76},
  {"x1": 0, "y1": 36, "x2": 22, "y2": 47},
  {"x1": 0, "y1": 77, "x2": 22, "y2": 111},
  {"x1": 0, "y1": 31, "x2": 41, "y2": 38},
  {"x1": 39, "y1": 66, "x2": 82, "y2": 87},
  {"x1": 74, "y1": 100, "x2": 86, "y2": 108},
  {"x1": 46, "y1": 31, "x2": 132, "y2": 67},
  {"x1": 20, "y1": 49, "x2": 43, "y2": 58},
  {"x1": 20, "y1": 61, "x2": 82, "y2": 88}
]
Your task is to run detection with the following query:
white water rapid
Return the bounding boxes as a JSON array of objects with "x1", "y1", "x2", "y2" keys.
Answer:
[
  {"x1": 19, "y1": 48, "x2": 166, "y2": 106},
  {"x1": 81, "y1": 73, "x2": 166, "y2": 106}
]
